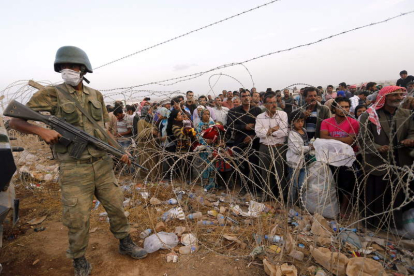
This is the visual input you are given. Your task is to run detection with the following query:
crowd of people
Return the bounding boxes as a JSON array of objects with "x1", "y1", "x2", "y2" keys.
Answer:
[
  {"x1": 106, "y1": 70, "x2": 414, "y2": 228},
  {"x1": 12, "y1": 45, "x2": 413, "y2": 276}
]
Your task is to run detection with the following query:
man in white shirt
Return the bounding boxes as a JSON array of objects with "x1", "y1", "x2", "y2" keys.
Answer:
[
  {"x1": 255, "y1": 92, "x2": 289, "y2": 200},
  {"x1": 349, "y1": 90, "x2": 369, "y2": 114},
  {"x1": 212, "y1": 96, "x2": 229, "y2": 125},
  {"x1": 114, "y1": 108, "x2": 133, "y2": 149}
]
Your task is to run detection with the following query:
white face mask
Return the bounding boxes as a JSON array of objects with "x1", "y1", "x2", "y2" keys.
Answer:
[{"x1": 61, "y1": 69, "x2": 82, "y2": 86}]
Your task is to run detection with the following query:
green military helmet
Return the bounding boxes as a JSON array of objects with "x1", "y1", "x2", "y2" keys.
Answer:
[{"x1": 54, "y1": 46, "x2": 93, "y2": 73}]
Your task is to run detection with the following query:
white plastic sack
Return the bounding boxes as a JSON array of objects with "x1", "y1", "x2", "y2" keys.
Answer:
[
  {"x1": 302, "y1": 161, "x2": 339, "y2": 219},
  {"x1": 144, "y1": 232, "x2": 179, "y2": 253},
  {"x1": 397, "y1": 208, "x2": 414, "y2": 239},
  {"x1": 313, "y1": 139, "x2": 355, "y2": 167}
]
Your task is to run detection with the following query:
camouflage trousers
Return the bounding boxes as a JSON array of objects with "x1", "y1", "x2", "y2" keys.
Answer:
[{"x1": 59, "y1": 155, "x2": 130, "y2": 259}]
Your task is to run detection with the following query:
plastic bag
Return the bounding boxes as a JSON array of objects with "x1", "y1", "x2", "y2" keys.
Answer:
[
  {"x1": 402, "y1": 208, "x2": 414, "y2": 239},
  {"x1": 346, "y1": 257, "x2": 385, "y2": 276},
  {"x1": 143, "y1": 232, "x2": 178, "y2": 253},
  {"x1": 302, "y1": 162, "x2": 339, "y2": 219},
  {"x1": 310, "y1": 246, "x2": 349, "y2": 276},
  {"x1": 311, "y1": 213, "x2": 333, "y2": 238},
  {"x1": 313, "y1": 138, "x2": 355, "y2": 167}
]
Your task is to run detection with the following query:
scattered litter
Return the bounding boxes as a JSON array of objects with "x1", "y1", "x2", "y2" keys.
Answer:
[
  {"x1": 156, "y1": 222, "x2": 166, "y2": 232},
  {"x1": 310, "y1": 246, "x2": 349, "y2": 276},
  {"x1": 144, "y1": 232, "x2": 179, "y2": 253},
  {"x1": 89, "y1": 227, "x2": 98, "y2": 233},
  {"x1": 32, "y1": 259, "x2": 40, "y2": 266},
  {"x1": 166, "y1": 252, "x2": 178, "y2": 263},
  {"x1": 338, "y1": 231, "x2": 362, "y2": 249},
  {"x1": 139, "y1": 229, "x2": 152, "y2": 239},
  {"x1": 346, "y1": 257, "x2": 385, "y2": 276},
  {"x1": 174, "y1": 226, "x2": 186, "y2": 237},
  {"x1": 181, "y1": 233, "x2": 198, "y2": 246},
  {"x1": 250, "y1": 246, "x2": 265, "y2": 259},
  {"x1": 27, "y1": 216, "x2": 47, "y2": 225},
  {"x1": 161, "y1": 207, "x2": 185, "y2": 221},
  {"x1": 150, "y1": 197, "x2": 162, "y2": 205},
  {"x1": 179, "y1": 245, "x2": 199, "y2": 254}
]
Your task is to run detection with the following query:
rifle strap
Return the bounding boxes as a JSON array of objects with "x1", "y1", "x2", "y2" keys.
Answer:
[{"x1": 54, "y1": 85, "x2": 124, "y2": 152}]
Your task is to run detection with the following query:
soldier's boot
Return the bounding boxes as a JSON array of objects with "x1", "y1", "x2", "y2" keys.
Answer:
[
  {"x1": 119, "y1": 234, "x2": 148, "y2": 259},
  {"x1": 73, "y1": 256, "x2": 92, "y2": 276}
]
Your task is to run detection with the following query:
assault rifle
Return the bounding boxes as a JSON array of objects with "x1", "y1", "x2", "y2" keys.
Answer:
[{"x1": 4, "y1": 100, "x2": 148, "y2": 171}]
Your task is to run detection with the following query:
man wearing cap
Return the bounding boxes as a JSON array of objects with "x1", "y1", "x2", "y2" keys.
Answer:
[
  {"x1": 359, "y1": 86, "x2": 414, "y2": 228},
  {"x1": 396, "y1": 70, "x2": 414, "y2": 88},
  {"x1": 9, "y1": 46, "x2": 147, "y2": 276},
  {"x1": 349, "y1": 85, "x2": 357, "y2": 96}
]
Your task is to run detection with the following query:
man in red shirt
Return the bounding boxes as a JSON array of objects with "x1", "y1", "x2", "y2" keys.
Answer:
[{"x1": 320, "y1": 97, "x2": 359, "y2": 217}]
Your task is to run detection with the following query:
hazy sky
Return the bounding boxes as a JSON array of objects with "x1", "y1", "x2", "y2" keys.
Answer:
[{"x1": 1, "y1": 0, "x2": 413, "y2": 102}]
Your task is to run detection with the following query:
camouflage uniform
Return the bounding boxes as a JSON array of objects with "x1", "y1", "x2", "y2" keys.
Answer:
[{"x1": 27, "y1": 83, "x2": 130, "y2": 259}]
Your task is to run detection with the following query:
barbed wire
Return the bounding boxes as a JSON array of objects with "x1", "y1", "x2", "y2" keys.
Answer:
[
  {"x1": 93, "y1": 0, "x2": 281, "y2": 70},
  {"x1": 99, "y1": 10, "x2": 414, "y2": 92}
]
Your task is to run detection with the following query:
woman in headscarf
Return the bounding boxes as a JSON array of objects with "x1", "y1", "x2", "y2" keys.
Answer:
[
  {"x1": 155, "y1": 107, "x2": 171, "y2": 148},
  {"x1": 136, "y1": 105, "x2": 159, "y2": 181},
  {"x1": 165, "y1": 109, "x2": 196, "y2": 182},
  {"x1": 167, "y1": 109, "x2": 195, "y2": 153},
  {"x1": 195, "y1": 109, "x2": 216, "y2": 190}
]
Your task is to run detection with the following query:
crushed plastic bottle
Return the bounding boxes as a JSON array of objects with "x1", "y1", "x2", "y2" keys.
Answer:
[
  {"x1": 207, "y1": 210, "x2": 218, "y2": 217},
  {"x1": 217, "y1": 214, "x2": 225, "y2": 226},
  {"x1": 179, "y1": 245, "x2": 199, "y2": 254},
  {"x1": 252, "y1": 233, "x2": 263, "y2": 243},
  {"x1": 339, "y1": 227, "x2": 357, "y2": 233},
  {"x1": 187, "y1": 212, "x2": 202, "y2": 220},
  {"x1": 161, "y1": 207, "x2": 185, "y2": 221},
  {"x1": 197, "y1": 220, "x2": 215, "y2": 226},
  {"x1": 288, "y1": 209, "x2": 300, "y2": 218},
  {"x1": 164, "y1": 198, "x2": 178, "y2": 205},
  {"x1": 264, "y1": 235, "x2": 283, "y2": 243},
  {"x1": 143, "y1": 232, "x2": 179, "y2": 253},
  {"x1": 329, "y1": 221, "x2": 338, "y2": 232},
  {"x1": 123, "y1": 198, "x2": 131, "y2": 208},
  {"x1": 139, "y1": 229, "x2": 152, "y2": 239},
  {"x1": 93, "y1": 200, "x2": 100, "y2": 210}
]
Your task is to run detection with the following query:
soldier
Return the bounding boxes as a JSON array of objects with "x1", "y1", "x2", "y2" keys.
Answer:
[{"x1": 9, "y1": 46, "x2": 147, "y2": 276}]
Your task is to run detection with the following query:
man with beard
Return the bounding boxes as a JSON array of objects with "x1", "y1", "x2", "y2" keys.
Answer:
[
  {"x1": 212, "y1": 96, "x2": 229, "y2": 125},
  {"x1": 303, "y1": 87, "x2": 331, "y2": 140},
  {"x1": 359, "y1": 86, "x2": 414, "y2": 228},
  {"x1": 320, "y1": 97, "x2": 360, "y2": 217},
  {"x1": 222, "y1": 91, "x2": 234, "y2": 109}
]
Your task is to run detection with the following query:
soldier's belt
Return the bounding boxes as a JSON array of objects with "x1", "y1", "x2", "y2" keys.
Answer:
[{"x1": 61, "y1": 156, "x2": 104, "y2": 164}]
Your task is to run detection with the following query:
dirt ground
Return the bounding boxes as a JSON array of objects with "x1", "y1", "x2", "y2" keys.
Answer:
[{"x1": 0, "y1": 185, "x2": 266, "y2": 276}]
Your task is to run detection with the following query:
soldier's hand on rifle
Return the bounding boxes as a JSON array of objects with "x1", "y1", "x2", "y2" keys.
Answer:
[
  {"x1": 38, "y1": 128, "x2": 62, "y2": 144},
  {"x1": 120, "y1": 153, "x2": 132, "y2": 165}
]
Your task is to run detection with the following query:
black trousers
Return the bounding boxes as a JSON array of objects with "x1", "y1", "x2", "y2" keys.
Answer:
[{"x1": 365, "y1": 173, "x2": 409, "y2": 229}]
